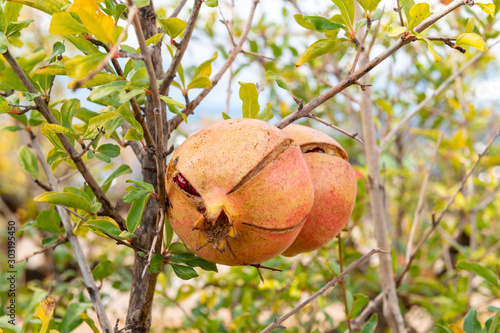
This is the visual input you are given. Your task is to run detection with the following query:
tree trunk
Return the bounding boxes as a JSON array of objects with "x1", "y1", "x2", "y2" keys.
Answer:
[{"x1": 125, "y1": 2, "x2": 164, "y2": 332}]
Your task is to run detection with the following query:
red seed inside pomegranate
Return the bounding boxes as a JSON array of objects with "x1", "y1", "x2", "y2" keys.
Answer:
[{"x1": 173, "y1": 173, "x2": 200, "y2": 197}]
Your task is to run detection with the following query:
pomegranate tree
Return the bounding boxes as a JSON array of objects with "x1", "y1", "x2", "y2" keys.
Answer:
[{"x1": 166, "y1": 119, "x2": 314, "y2": 266}]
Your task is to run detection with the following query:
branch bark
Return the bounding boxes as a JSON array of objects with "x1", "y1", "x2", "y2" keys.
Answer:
[{"x1": 358, "y1": 54, "x2": 406, "y2": 331}]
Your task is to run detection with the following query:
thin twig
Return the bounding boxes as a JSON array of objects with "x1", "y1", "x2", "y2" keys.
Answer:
[
  {"x1": 22, "y1": 238, "x2": 67, "y2": 262},
  {"x1": 337, "y1": 234, "x2": 353, "y2": 333},
  {"x1": 169, "y1": 0, "x2": 188, "y2": 18},
  {"x1": 307, "y1": 114, "x2": 364, "y2": 145},
  {"x1": 260, "y1": 249, "x2": 385, "y2": 333},
  {"x1": 142, "y1": 208, "x2": 165, "y2": 278},
  {"x1": 78, "y1": 128, "x2": 105, "y2": 158},
  {"x1": 405, "y1": 135, "x2": 442, "y2": 264},
  {"x1": 349, "y1": 17, "x2": 372, "y2": 76},
  {"x1": 34, "y1": 179, "x2": 51, "y2": 191},
  {"x1": 425, "y1": 36, "x2": 466, "y2": 53},
  {"x1": 8, "y1": 104, "x2": 38, "y2": 114},
  {"x1": 71, "y1": 7, "x2": 138, "y2": 90},
  {"x1": 168, "y1": 0, "x2": 260, "y2": 133},
  {"x1": 159, "y1": 0, "x2": 203, "y2": 96},
  {"x1": 275, "y1": 0, "x2": 471, "y2": 129},
  {"x1": 3, "y1": 50, "x2": 127, "y2": 230},
  {"x1": 379, "y1": 47, "x2": 490, "y2": 150},
  {"x1": 395, "y1": 0, "x2": 405, "y2": 26},
  {"x1": 28, "y1": 131, "x2": 113, "y2": 333}
]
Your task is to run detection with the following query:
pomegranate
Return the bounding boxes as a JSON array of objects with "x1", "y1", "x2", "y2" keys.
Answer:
[
  {"x1": 166, "y1": 118, "x2": 314, "y2": 266},
  {"x1": 281, "y1": 124, "x2": 357, "y2": 257}
]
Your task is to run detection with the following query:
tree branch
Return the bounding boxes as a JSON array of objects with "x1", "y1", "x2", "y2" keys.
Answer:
[
  {"x1": 159, "y1": 0, "x2": 203, "y2": 96},
  {"x1": 275, "y1": 0, "x2": 471, "y2": 129},
  {"x1": 306, "y1": 114, "x2": 364, "y2": 145},
  {"x1": 3, "y1": 50, "x2": 127, "y2": 231},
  {"x1": 260, "y1": 249, "x2": 385, "y2": 333},
  {"x1": 28, "y1": 131, "x2": 113, "y2": 333}
]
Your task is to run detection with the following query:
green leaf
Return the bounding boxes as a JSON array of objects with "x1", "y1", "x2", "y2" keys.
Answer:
[
  {"x1": 257, "y1": 102, "x2": 273, "y2": 121},
  {"x1": 102, "y1": 164, "x2": 132, "y2": 193},
  {"x1": 34, "y1": 208, "x2": 62, "y2": 235},
  {"x1": 238, "y1": 82, "x2": 259, "y2": 118},
  {"x1": 2, "y1": 125, "x2": 24, "y2": 132},
  {"x1": 126, "y1": 192, "x2": 150, "y2": 232},
  {"x1": 331, "y1": 0, "x2": 355, "y2": 31},
  {"x1": 60, "y1": 98, "x2": 80, "y2": 129},
  {"x1": 97, "y1": 143, "x2": 120, "y2": 158},
  {"x1": 79, "y1": 313, "x2": 100, "y2": 333},
  {"x1": 205, "y1": 0, "x2": 218, "y2": 7},
  {"x1": 148, "y1": 253, "x2": 165, "y2": 273},
  {"x1": 83, "y1": 112, "x2": 117, "y2": 139},
  {"x1": 0, "y1": 32, "x2": 8, "y2": 54},
  {"x1": 476, "y1": 2, "x2": 496, "y2": 17},
  {"x1": 171, "y1": 264, "x2": 199, "y2": 280},
  {"x1": 296, "y1": 38, "x2": 345, "y2": 66},
  {"x1": 89, "y1": 81, "x2": 128, "y2": 102},
  {"x1": 408, "y1": 3, "x2": 432, "y2": 30},
  {"x1": 117, "y1": 105, "x2": 143, "y2": 138},
  {"x1": 192, "y1": 52, "x2": 218, "y2": 80},
  {"x1": 357, "y1": 0, "x2": 382, "y2": 13},
  {"x1": 133, "y1": 0, "x2": 150, "y2": 8},
  {"x1": 41, "y1": 237, "x2": 59, "y2": 247},
  {"x1": 387, "y1": 24, "x2": 410, "y2": 37},
  {"x1": 164, "y1": 218, "x2": 174, "y2": 249},
  {"x1": 465, "y1": 17, "x2": 475, "y2": 34},
  {"x1": 41, "y1": 123, "x2": 65, "y2": 151},
  {"x1": 58, "y1": 302, "x2": 91, "y2": 333},
  {"x1": 0, "y1": 67, "x2": 29, "y2": 92},
  {"x1": 124, "y1": 128, "x2": 143, "y2": 141},
  {"x1": 294, "y1": 14, "x2": 345, "y2": 31},
  {"x1": 361, "y1": 314, "x2": 378, "y2": 333},
  {"x1": 159, "y1": 17, "x2": 186, "y2": 39},
  {"x1": 457, "y1": 261, "x2": 500, "y2": 288},
  {"x1": 34, "y1": 61, "x2": 66, "y2": 76},
  {"x1": 9, "y1": 0, "x2": 70, "y2": 15},
  {"x1": 18, "y1": 146, "x2": 39, "y2": 179},
  {"x1": 159, "y1": 95, "x2": 186, "y2": 108},
  {"x1": 34, "y1": 192, "x2": 92, "y2": 212},
  {"x1": 222, "y1": 112, "x2": 231, "y2": 120},
  {"x1": 400, "y1": 0, "x2": 416, "y2": 23},
  {"x1": 68, "y1": 73, "x2": 121, "y2": 89},
  {"x1": 126, "y1": 179, "x2": 155, "y2": 192},
  {"x1": 169, "y1": 253, "x2": 218, "y2": 272},
  {"x1": 168, "y1": 242, "x2": 193, "y2": 254},
  {"x1": 456, "y1": 33, "x2": 488, "y2": 52},
  {"x1": 187, "y1": 76, "x2": 212, "y2": 90},
  {"x1": 137, "y1": 32, "x2": 164, "y2": 52},
  {"x1": 85, "y1": 219, "x2": 130, "y2": 239},
  {"x1": 265, "y1": 70, "x2": 293, "y2": 96},
  {"x1": 349, "y1": 294, "x2": 370, "y2": 318},
  {"x1": 130, "y1": 67, "x2": 150, "y2": 88},
  {"x1": 92, "y1": 260, "x2": 115, "y2": 282},
  {"x1": 463, "y1": 309, "x2": 482, "y2": 333},
  {"x1": 49, "y1": 12, "x2": 88, "y2": 35},
  {"x1": 415, "y1": 32, "x2": 441, "y2": 62}
]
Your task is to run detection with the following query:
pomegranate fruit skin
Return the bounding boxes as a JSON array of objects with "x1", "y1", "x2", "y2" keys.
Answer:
[
  {"x1": 281, "y1": 124, "x2": 357, "y2": 257},
  {"x1": 166, "y1": 118, "x2": 314, "y2": 266}
]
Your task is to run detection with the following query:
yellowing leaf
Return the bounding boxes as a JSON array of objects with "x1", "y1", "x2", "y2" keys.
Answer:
[
  {"x1": 238, "y1": 82, "x2": 259, "y2": 119},
  {"x1": 465, "y1": 17, "x2": 475, "y2": 34},
  {"x1": 408, "y1": 3, "x2": 431, "y2": 30},
  {"x1": 387, "y1": 24, "x2": 410, "y2": 37},
  {"x1": 65, "y1": 54, "x2": 106, "y2": 79},
  {"x1": 49, "y1": 12, "x2": 88, "y2": 36},
  {"x1": 34, "y1": 297, "x2": 56, "y2": 333},
  {"x1": 34, "y1": 62, "x2": 66, "y2": 76},
  {"x1": 7, "y1": 0, "x2": 69, "y2": 15},
  {"x1": 415, "y1": 33, "x2": 441, "y2": 62},
  {"x1": 69, "y1": 0, "x2": 116, "y2": 44},
  {"x1": 159, "y1": 17, "x2": 186, "y2": 39},
  {"x1": 476, "y1": 2, "x2": 495, "y2": 18},
  {"x1": 456, "y1": 33, "x2": 488, "y2": 53},
  {"x1": 68, "y1": 73, "x2": 122, "y2": 89},
  {"x1": 296, "y1": 38, "x2": 345, "y2": 67},
  {"x1": 187, "y1": 76, "x2": 212, "y2": 90}
]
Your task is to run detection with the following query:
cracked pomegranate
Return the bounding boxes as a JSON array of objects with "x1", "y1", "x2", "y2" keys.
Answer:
[
  {"x1": 166, "y1": 118, "x2": 314, "y2": 266},
  {"x1": 281, "y1": 124, "x2": 357, "y2": 257}
]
